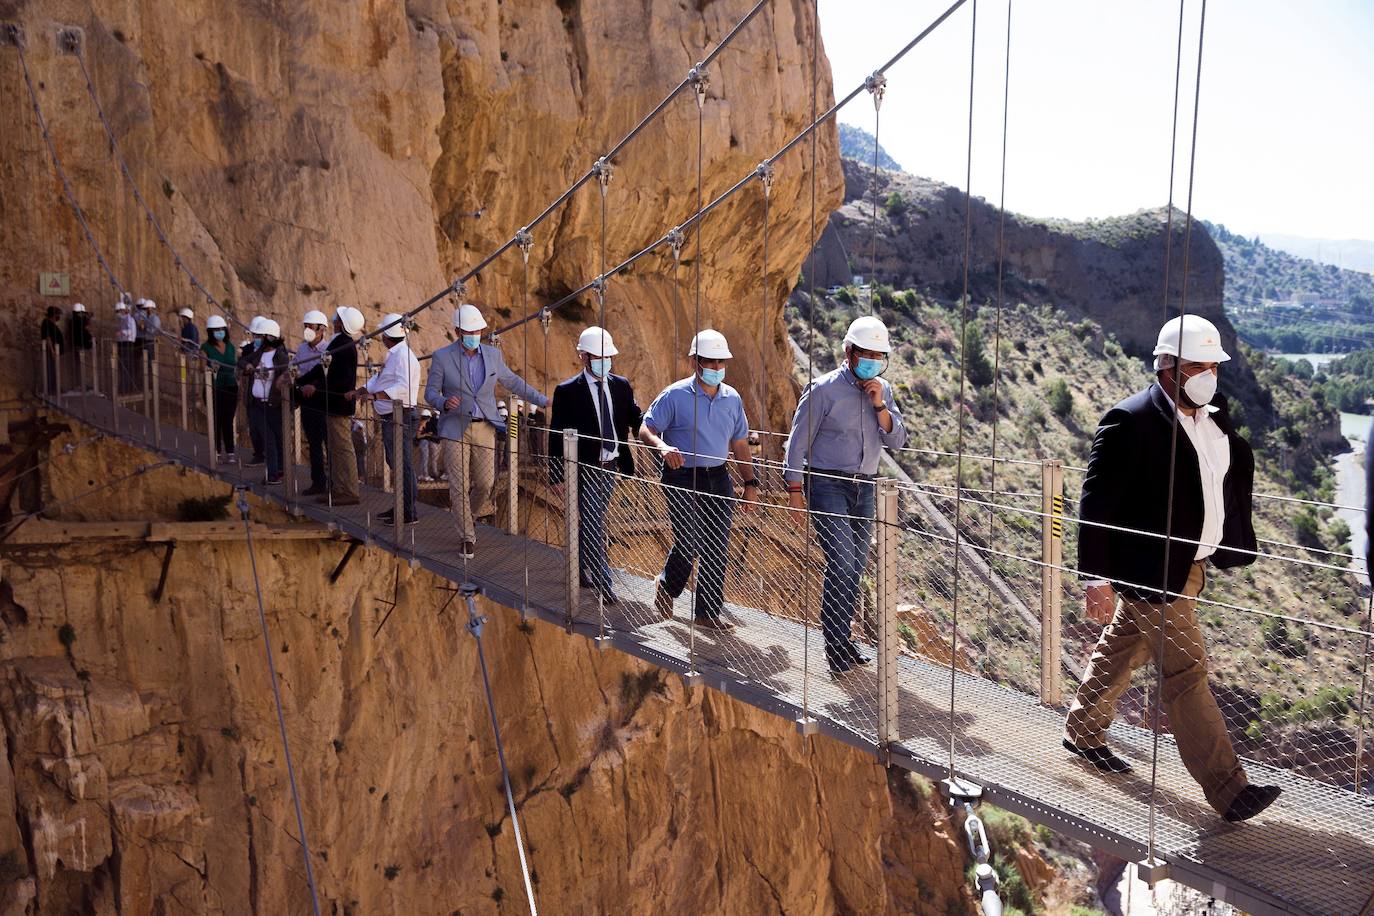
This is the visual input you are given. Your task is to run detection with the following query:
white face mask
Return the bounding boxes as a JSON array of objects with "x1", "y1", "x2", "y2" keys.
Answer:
[
  {"x1": 302, "y1": 326, "x2": 316, "y2": 343},
  {"x1": 1183, "y1": 368, "x2": 1217, "y2": 406}
]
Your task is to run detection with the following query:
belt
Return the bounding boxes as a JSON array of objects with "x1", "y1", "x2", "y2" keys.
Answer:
[{"x1": 807, "y1": 467, "x2": 873, "y2": 481}]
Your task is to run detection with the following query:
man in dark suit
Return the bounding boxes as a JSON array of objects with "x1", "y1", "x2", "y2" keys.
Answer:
[
  {"x1": 297, "y1": 306, "x2": 365, "y2": 505},
  {"x1": 1067, "y1": 314, "x2": 1280, "y2": 823},
  {"x1": 548, "y1": 326, "x2": 643, "y2": 603}
]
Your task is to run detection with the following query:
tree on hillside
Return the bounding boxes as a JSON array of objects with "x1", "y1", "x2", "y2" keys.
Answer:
[{"x1": 884, "y1": 191, "x2": 909, "y2": 219}]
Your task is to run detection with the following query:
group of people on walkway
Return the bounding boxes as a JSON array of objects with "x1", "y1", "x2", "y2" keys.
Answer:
[{"x1": 43, "y1": 295, "x2": 1283, "y2": 821}]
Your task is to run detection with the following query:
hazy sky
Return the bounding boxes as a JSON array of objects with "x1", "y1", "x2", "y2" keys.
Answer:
[{"x1": 819, "y1": 0, "x2": 1374, "y2": 240}]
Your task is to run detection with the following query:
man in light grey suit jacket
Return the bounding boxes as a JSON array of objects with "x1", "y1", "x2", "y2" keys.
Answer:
[{"x1": 425, "y1": 303, "x2": 547, "y2": 557}]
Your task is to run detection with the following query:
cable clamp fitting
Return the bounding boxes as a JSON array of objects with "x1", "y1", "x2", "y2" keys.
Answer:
[
  {"x1": 515, "y1": 227, "x2": 533, "y2": 263},
  {"x1": 3, "y1": 24, "x2": 25, "y2": 48},
  {"x1": 449, "y1": 277, "x2": 468, "y2": 300},
  {"x1": 755, "y1": 161, "x2": 776, "y2": 197},
  {"x1": 667, "y1": 226, "x2": 686, "y2": 261},
  {"x1": 864, "y1": 71, "x2": 888, "y2": 110},
  {"x1": 592, "y1": 157, "x2": 614, "y2": 193},
  {"x1": 58, "y1": 27, "x2": 82, "y2": 54},
  {"x1": 538, "y1": 307, "x2": 552, "y2": 334},
  {"x1": 688, "y1": 63, "x2": 709, "y2": 108}
]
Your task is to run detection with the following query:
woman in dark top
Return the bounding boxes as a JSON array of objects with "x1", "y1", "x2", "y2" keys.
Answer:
[
  {"x1": 68, "y1": 304, "x2": 93, "y2": 390},
  {"x1": 201, "y1": 315, "x2": 239, "y2": 462},
  {"x1": 40, "y1": 306, "x2": 64, "y2": 393}
]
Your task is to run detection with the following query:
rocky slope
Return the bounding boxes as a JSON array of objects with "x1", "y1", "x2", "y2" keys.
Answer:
[{"x1": 803, "y1": 158, "x2": 1338, "y2": 446}]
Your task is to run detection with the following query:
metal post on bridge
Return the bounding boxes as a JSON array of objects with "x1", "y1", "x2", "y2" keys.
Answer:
[
  {"x1": 1040, "y1": 459, "x2": 1065, "y2": 707},
  {"x1": 204, "y1": 366, "x2": 218, "y2": 471},
  {"x1": 178, "y1": 351, "x2": 189, "y2": 432},
  {"x1": 507, "y1": 400, "x2": 521, "y2": 536},
  {"x1": 876, "y1": 478, "x2": 900, "y2": 758},
  {"x1": 282, "y1": 390, "x2": 297, "y2": 510},
  {"x1": 109, "y1": 343, "x2": 120, "y2": 435},
  {"x1": 149, "y1": 349, "x2": 162, "y2": 448},
  {"x1": 141, "y1": 347, "x2": 152, "y2": 420},
  {"x1": 391, "y1": 398, "x2": 404, "y2": 538},
  {"x1": 562, "y1": 428, "x2": 580, "y2": 631}
]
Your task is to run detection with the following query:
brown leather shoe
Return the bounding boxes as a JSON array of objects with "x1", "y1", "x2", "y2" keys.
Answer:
[{"x1": 654, "y1": 578, "x2": 674, "y2": 620}]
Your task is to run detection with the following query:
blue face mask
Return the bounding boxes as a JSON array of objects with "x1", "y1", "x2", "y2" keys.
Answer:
[
  {"x1": 589, "y1": 358, "x2": 612, "y2": 378},
  {"x1": 853, "y1": 357, "x2": 885, "y2": 380},
  {"x1": 699, "y1": 366, "x2": 726, "y2": 387},
  {"x1": 211, "y1": 329, "x2": 226, "y2": 341},
  {"x1": 462, "y1": 333, "x2": 481, "y2": 349}
]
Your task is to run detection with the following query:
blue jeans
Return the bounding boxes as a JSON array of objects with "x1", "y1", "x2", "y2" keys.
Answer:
[
  {"x1": 578, "y1": 464, "x2": 617, "y2": 591},
  {"x1": 807, "y1": 474, "x2": 875, "y2": 657},
  {"x1": 661, "y1": 465, "x2": 734, "y2": 622},
  {"x1": 380, "y1": 410, "x2": 418, "y2": 517}
]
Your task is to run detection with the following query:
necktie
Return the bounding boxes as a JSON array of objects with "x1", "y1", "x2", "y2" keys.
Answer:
[{"x1": 597, "y1": 380, "x2": 615, "y2": 461}]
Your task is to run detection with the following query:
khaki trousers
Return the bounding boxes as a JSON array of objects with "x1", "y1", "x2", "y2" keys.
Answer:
[
  {"x1": 442, "y1": 421, "x2": 496, "y2": 541},
  {"x1": 326, "y1": 415, "x2": 361, "y2": 501},
  {"x1": 1064, "y1": 561, "x2": 1247, "y2": 813}
]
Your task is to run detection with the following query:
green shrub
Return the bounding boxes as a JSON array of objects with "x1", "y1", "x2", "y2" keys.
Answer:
[
  {"x1": 884, "y1": 190, "x2": 910, "y2": 218},
  {"x1": 1046, "y1": 379, "x2": 1073, "y2": 418},
  {"x1": 177, "y1": 494, "x2": 233, "y2": 522},
  {"x1": 963, "y1": 322, "x2": 996, "y2": 388},
  {"x1": 1260, "y1": 616, "x2": 1308, "y2": 659}
]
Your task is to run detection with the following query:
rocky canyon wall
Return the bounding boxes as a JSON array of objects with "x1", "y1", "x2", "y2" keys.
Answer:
[{"x1": 0, "y1": 0, "x2": 844, "y2": 429}]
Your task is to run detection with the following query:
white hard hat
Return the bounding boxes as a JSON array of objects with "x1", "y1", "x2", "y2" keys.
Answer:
[
  {"x1": 258, "y1": 318, "x2": 281, "y2": 338},
  {"x1": 843, "y1": 315, "x2": 892, "y2": 354},
  {"x1": 302, "y1": 309, "x2": 328, "y2": 326},
  {"x1": 72, "y1": 303, "x2": 86, "y2": 313},
  {"x1": 206, "y1": 315, "x2": 227, "y2": 330},
  {"x1": 380, "y1": 312, "x2": 408, "y2": 339},
  {"x1": 114, "y1": 301, "x2": 129, "y2": 311},
  {"x1": 178, "y1": 307, "x2": 194, "y2": 319},
  {"x1": 249, "y1": 316, "x2": 268, "y2": 334},
  {"x1": 1152, "y1": 314, "x2": 1230, "y2": 364},
  {"x1": 142, "y1": 298, "x2": 157, "y2": 310},
  {"x1": 577, "y1": 325, "x2": 619, "y2": 357},
  {"x1": 455, "y1": 303, "x2": 487, "y2": 331},
  {"x1": 688, "y1": 329, "x2": 732, "y2": 359},
  {"x1": 335, "y1": 306, "x2": 365, "y2": 336}
]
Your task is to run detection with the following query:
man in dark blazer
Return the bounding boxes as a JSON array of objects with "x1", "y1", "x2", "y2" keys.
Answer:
[
  {"x1": 297, "y1": 306, "x2": 365, "y2": 505},
  {"x1": 1066, "y1": 314, "x2": 1280, "y2": 823},
  {"x1": 548, "y1": 326, "x2": 643, "y2": 602}
]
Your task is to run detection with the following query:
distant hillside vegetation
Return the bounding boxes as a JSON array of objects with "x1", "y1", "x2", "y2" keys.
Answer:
[{"x1": 838, "y1": 123, "x2": 903, "y2": 172}]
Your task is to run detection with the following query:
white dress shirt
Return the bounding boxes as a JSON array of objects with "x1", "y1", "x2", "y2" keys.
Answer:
[
  {"x1": 584, "y1": 370, "x2": 618, "y2": 462},
  {"x1": 1175, "y1": 404, "x2": 1231, "y2": 561},
  {"x1": 366, "y1": 339, "x2": 422, "y2": 415},
  {"x1": 114, "y1": 313, "x2": 137, "y2": 342}
]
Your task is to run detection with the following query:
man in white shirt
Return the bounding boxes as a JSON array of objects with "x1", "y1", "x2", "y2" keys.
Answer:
[
  {"x1": 350, "y1": 313, "x2": 421, "y2": 524},
  {"x1": 1068, "y1": 315, "x2": 1278, "y2": 823},
  {"x1": 113, "y1": 297, "x2": 139, "y2": 394}
]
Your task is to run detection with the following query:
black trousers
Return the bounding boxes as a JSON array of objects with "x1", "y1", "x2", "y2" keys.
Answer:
[
  {"x1": 212, "y1": 387, "x2": 238, "y2": 454},
  {"x1": 300, "y1": 403, "x2": 328, "y2": 490},
  {"x1": 660, "y1": 464, "x2": 734, "y2": 622}
]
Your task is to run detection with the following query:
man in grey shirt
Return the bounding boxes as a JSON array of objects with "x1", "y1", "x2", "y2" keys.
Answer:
[{"x1": 784, "y1": 315, "x2": 908, "y2": 675}]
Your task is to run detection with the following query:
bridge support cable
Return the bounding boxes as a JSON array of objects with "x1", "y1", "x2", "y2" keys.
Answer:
[
  {"x1": 593, "y1": 156, "x2": 614, "y2": 649},
  {"x1": 983, "y1": 0, "x2": 1014, "y2": 654},
  {"x1": 461, "y1": 584, "x2": 539, "y2": 916},
  {"x1": 1159, "y1": 0, "x2": 1188, "y2": 324},
  {"x1": 946, "y1": 0, "x2": 979, "y2": 780},
  {"x1": 517, "y1": 227, "x2": 534, "y2": 618},
  {"x1": 863, "y1": 71, "x2": 886, "y2": 316},
  {"x1": 794, "y1": 0, "x2": 821, "y2": 737},
  {"x1": 683, "y1": 62, "x2": 709, "y2": 685},
  {"x1": 1356, "y1": 591, "x2": 1373, "y2": 792},
  {"x1": 235, "y1": 487, "x2": 323, "y2": 916},
  {"x1": 1146, "y1": 0, "x2": 1208, "y2": 868}
]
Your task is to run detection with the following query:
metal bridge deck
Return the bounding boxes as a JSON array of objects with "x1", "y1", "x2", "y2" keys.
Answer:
[{"x1": 41, "y1": 391, "x2": 1374, "y2": 916}]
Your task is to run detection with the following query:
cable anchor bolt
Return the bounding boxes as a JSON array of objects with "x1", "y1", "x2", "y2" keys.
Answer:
[
  {"x1": 3, "y1": 24, "x2": 24, "y2": 47},
  {"x1": 688, "y1": 63, "x2": 710, "y2": 108},
  {"x1": 58, "y1": 27, "x2": 82, "y2": 54},
  {"x1": 864, "y1": 71, "x2": 888, "y2": 110},
  {"x1": 460, "y1": 582, "x2": 485, "y2": 638},
  {"x1": 537, "y1": 307, "x2": 552, "y2": 334},
  {"x1": 449, "y1": 277, "x2": 468, "y2": 300}
]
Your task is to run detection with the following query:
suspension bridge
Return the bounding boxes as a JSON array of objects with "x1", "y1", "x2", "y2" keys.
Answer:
[{"x1": 7, "y1": 1, "x2": 1374, "y2": 914}]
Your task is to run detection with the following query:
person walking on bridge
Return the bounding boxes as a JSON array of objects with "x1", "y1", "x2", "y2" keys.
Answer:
[
  {"x1": 201, "y1": 315, "x2": 238, "y2": 463},
  {"x1": 352, "y1": 313, "x2": 421, "y2": 525},
  {"x1": 113, "y1": 297, "x2": 138, "y2": 394},
  {"x1": 1066, "y1": 314, "x2": 1280, "y2": 823},
  {"x1": 548, "y1": 326, "x2": 644, "y2": 604},
  {"x1": 425, "y1": 303, "x2": 547, "y2": 559},
  {"x1": 297, "y1": 306, "x2": 365, "y2": 506},
  {"x1": 639, "y1": 330, "x2": 757, "y2": 631},
  {"x1": 784, "y1": 315, "x2": 908, "y2": 675}
]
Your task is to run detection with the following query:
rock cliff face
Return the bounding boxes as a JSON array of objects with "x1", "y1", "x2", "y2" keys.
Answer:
[
  {"x1": 0, "y1": 436, "x2": 978, "y2": 914},
  {"x1": 0, "y1": 0, "x2": 843, "y2": 429},
  {"x1": 806, "y1": 159, "x2": 1305, "y2": 435}
]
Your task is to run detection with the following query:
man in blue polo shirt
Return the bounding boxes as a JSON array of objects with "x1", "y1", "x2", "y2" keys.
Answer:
[
  {"x1": 639, "y1": 329, "x2": 758, "y2": 630},
  {"x1": 785, "y1": 315, "x2": 908, "y2": 675}
]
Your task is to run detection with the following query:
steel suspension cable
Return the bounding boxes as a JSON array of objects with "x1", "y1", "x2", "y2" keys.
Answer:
[
  {"x1": 594, "y1": 155, "x2": 612, "y2": 641},
  {"x1": 946, "y1": 0, "x2": 978, "y2": 779},
  {"x1": 64, "y1": 31, "x2": 250, "y2": 332},
  {"x1": 687, "y1": 65, "x2": 708, "y2": 674},
  {"x1": 1147, "y1": 0, "x2": 1208, "y2": 864},
  {"x1": 1160, "y1": 0, "x2": 1188, "y2": 323},
  {"x1": 983, "y1": 0, "x2": 1013, "y2": 661},
  {"x1": 800, "y1": 0, "x2": 821, "y2": 729},
  {"x1": 235, "y1": 488, "x2": 322, "y2": 916},
  {"x1": 866, "y1": 72, "x2": 887, "y2": 316}
]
